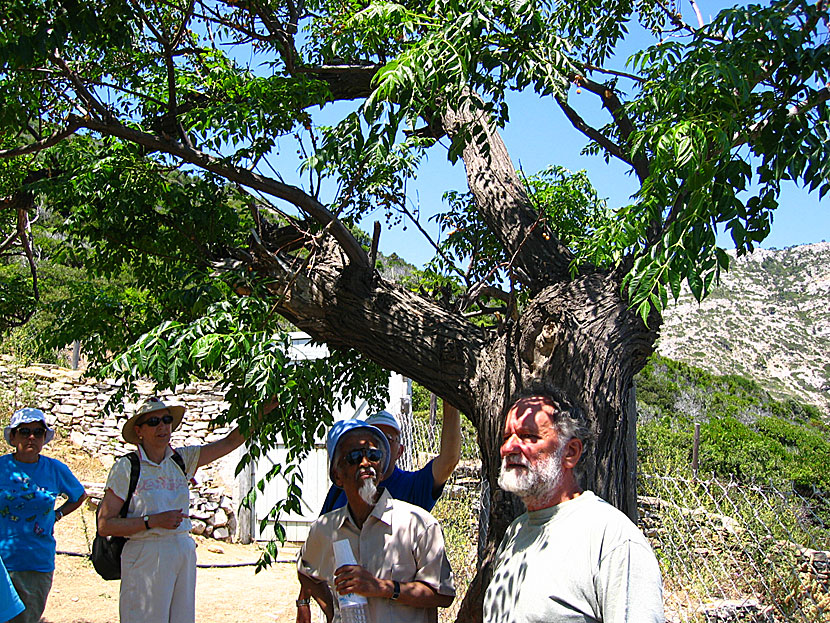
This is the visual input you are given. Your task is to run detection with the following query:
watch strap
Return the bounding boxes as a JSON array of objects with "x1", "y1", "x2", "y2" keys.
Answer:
[
  {"x1": 296, "y1": 598, "x2": 311, "y2": 607},
  {"x1": 391, "y1": 580, "x2": 401, "y2": 600}
]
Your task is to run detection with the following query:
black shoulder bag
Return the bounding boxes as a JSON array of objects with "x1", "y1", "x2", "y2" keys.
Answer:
[{"x1": 91, "y1": 450, "x2": 187, "y2": 580}]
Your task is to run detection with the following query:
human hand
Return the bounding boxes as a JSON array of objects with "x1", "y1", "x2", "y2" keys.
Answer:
[
  {"x1": 333, "y1": 565, "x2": 386, "y2": 598},
  {"x1": 152, "y1": 509, "x2": 187, "y2": 530},
  {"x1": 295, "y1": 604, "x2": 311, "y2": 623}
]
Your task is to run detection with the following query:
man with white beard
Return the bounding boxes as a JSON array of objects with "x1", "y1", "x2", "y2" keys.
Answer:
[
  {"x1": 483, "y1": 384, "x2": 665, "y2": 623},
  {"x1": 297, "y1": 420, "x2": 455, "y2": 623}
]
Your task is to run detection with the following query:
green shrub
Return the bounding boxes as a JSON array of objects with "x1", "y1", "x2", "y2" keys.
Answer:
[{"x1": 636, "y1": 354, "x2": 830, "y2": 492}]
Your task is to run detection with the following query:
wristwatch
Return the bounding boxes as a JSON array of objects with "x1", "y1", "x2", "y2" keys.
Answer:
[
  {"x1": 55, "y1": 509, "x2": 63, "y2": 521},
  {"x1": 143, "y1": 515, "x2": 151, "y2": 530},
  {"x1": 296, "y1": 599, "x2": 310, "y2": 607},
  {"x1": 391, "y1": 580, "x2": 401, "y2": 600}
]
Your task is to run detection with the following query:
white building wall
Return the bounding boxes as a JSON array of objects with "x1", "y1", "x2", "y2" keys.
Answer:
[{"x1": 252, "y1": 333, "x2": 411, "y2": 542}]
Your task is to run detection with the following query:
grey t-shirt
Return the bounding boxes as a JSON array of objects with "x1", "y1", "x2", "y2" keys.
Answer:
[{"x1": 483, "y1": 491, "x2": 664, "y2": 623}]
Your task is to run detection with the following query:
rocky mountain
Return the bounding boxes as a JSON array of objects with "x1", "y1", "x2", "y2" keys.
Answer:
[{"x1": 656, "y1": 242, "x2": 830, "y2": 417}]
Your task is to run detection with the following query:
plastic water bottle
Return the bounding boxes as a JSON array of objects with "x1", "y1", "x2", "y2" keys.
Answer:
[{"x1": 333, "y1": 539, "x2": 369, "y2": 623}]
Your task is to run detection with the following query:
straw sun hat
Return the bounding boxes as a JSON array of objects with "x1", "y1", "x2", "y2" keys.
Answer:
[{"x1": 121, "y1": 397, "x2": 185, "y2": 445}]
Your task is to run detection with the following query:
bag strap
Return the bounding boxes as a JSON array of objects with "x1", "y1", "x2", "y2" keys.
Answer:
[
  {"x1": 118, "y1": 452, "x2": 140, "y2": 519},
  {"x1": 114, "y1": 449, "x2": 187, "y2": 520},
  {"x1": 171, "y1": 449, "x2": 187, "y2": 477}
]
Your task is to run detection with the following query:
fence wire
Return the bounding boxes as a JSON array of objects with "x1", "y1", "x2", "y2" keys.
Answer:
[
  {"x1": 407, "y1": 414, "x2": 830, "y2": 623},
  {"x1": 640, "y1": 473, "x2": 830, "y2": 623}
]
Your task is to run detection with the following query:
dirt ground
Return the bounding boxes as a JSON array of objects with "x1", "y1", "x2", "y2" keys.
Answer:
[
  {"x1": 35, "y1": 437, "x2": 315, "y2": 623},
  {"x1": 45, "y1": 506, "x2": 305, "y2": 623}
]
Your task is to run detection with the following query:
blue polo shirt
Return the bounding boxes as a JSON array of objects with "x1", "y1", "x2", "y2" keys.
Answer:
[
  {"x1": 319, "y1": 460, "x2": 441, "y2": 515},
  {"x1": 0, "y1": 454, "x2": 85, "y2": 572}
]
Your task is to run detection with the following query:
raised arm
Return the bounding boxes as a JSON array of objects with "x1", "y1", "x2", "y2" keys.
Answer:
[
  {"x1": 198, "y1": 398, "x2": 282, "y2": 468},
  {"x1": 431, "y1": 402, "x2": 462, "y2": 488},
  {"x1": 197, "y1": 427, "x2": 245, "y2": 468}
]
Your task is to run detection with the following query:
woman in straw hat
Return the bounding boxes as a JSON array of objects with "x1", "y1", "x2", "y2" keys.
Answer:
[
  {"x1": 0, "y1": 408, "x2": 87, "y2": 623},
  {"x1": 97, "y1": 397, "x2": 248, "y2": 623}
]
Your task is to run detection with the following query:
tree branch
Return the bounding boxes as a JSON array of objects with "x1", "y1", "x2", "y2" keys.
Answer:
[
  {"x1": 568, "y1": 76, "x2": 650, "y2": 182},
  {"x1": 0, "y1": 120, "x2": 83, "y2": 158},
  {"x1": 0, "y1": 194, "x2": 40, "y2": 327},
  {"x1": 555, "y1": 95, "x2": 633, "y2": 167},
  {"x1": 440, "y1": 93, "x2": 574, "y2": 288},
  {"x1": 294, "y1": 64, "x2": 381, "y2": 101},
  {"x1": 49, "y1": 53, "x2": 111, "y2": 121},
  {"x1": 581, "y1": 63, "x2": 644, "y2": 84},
  {"x1": 69, "y1": 115, "x2": 370, "y2": 269},
  {"x1": 735, "y1": 86, "x2": 830, "y2": 149},
  {"x1": 688, "y1": 0, "x2": 705, "y2": 29},
  {"x1": 171, "y1": 0, "x2": 196, "y2": 48},
  {"x1": 244, "y1": 236, "x2": 486, "y2": 414}
]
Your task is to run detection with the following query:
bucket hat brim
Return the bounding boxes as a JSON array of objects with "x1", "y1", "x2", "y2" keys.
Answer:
[
  {"x1": 326, "y1": 420, "x2": 391, "y2": 482},
  {"x1": 4, "y1": 408, "x2": 55, "y2": 446}
]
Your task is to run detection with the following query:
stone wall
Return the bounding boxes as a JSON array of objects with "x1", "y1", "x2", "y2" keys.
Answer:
[
  {"x1": 798, "y1": 547, "x2": 830, "y2": 589},
  {"x1": 1, "y1": 358, "x2": 244, "y2": 541}
]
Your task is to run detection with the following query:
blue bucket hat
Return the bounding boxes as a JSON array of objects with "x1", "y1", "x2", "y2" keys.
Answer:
[
  {"x1": 326, "y1": 420, "x2": 391, "y2": 482},
  {"x1": 4, "y1": 408, "x2": 55, "y2": 445}
]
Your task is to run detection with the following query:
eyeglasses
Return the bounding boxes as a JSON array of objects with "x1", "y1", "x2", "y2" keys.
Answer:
[
  {"x1": 15, "y1": 427, "x2": 47, "y2": 439},
  {"x1": 139, "y1": 415, "x2": 174, "y2": 427},
  {"x1": 344, "y1": 447, "x2": 384, "y2": 465}
]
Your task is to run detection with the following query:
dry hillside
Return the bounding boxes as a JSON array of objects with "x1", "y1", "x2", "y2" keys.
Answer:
[{"x1": 657, "y1": 242, "x2": 830, "y2": 416}]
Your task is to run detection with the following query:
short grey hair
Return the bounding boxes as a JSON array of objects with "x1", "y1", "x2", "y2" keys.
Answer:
[{"x1": 506, "y1": 381, "x2": 594, "y2": 462}]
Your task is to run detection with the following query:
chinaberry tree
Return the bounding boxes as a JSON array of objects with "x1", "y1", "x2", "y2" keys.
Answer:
[{"x1": 1, "y1": 0, "x2": 828, "y2": 616}]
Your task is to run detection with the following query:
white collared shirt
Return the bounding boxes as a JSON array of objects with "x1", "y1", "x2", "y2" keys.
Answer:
[{"x1": 298, "y1": 488, "x2": 456, "y2": 623}]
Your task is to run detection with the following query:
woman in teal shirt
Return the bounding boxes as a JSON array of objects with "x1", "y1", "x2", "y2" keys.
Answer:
[{"x1": 0, "y1": 408, "x2": 87, "y2": 623}]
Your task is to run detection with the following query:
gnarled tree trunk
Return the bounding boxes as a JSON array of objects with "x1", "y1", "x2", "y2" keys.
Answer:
[{"x1": 249, "y1": 229, "x2": 657, "y2": 620}]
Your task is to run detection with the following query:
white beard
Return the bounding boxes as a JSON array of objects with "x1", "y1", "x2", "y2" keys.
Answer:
[
  {"x1": 498, "y1": 444, "x2": 565, "y2": 504},
  {"x1": 357, "y1": 469, "x2": 378, "y2": 505}
]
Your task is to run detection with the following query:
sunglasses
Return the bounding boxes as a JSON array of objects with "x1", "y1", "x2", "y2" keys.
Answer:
[
  {"x1": 344, "y1": 447, "x2": 384, "y2": 465},
  {"x1": 15, "y1": 427, "x2": 47, "y2": 438},
  {"x1": 139, "y1": 415, "x2": 174, "y2": 427}
]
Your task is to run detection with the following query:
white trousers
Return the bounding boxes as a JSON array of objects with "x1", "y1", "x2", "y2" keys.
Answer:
[{"x1": 119, "y1": 534, "x2": 197, "y2": 623}]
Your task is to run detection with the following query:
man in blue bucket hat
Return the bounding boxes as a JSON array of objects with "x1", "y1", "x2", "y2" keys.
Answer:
[
  {"x1": 320, "y1": 405, "x2": 461, "y2": 516},
  {"x1": 296, "y1": 405, "x2": 462, "y2": 620},
  {"x1": 297, "y1": 419, "x2": 455, "y2": 623}
]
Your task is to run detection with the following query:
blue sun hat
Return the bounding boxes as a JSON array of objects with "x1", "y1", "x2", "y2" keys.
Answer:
[
  {"x1": 326, "y1": 420, "x2": 391, "y2": 481},
  {"x1": 4, "y1": 408, "x2": 55, "y2": 445}
]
